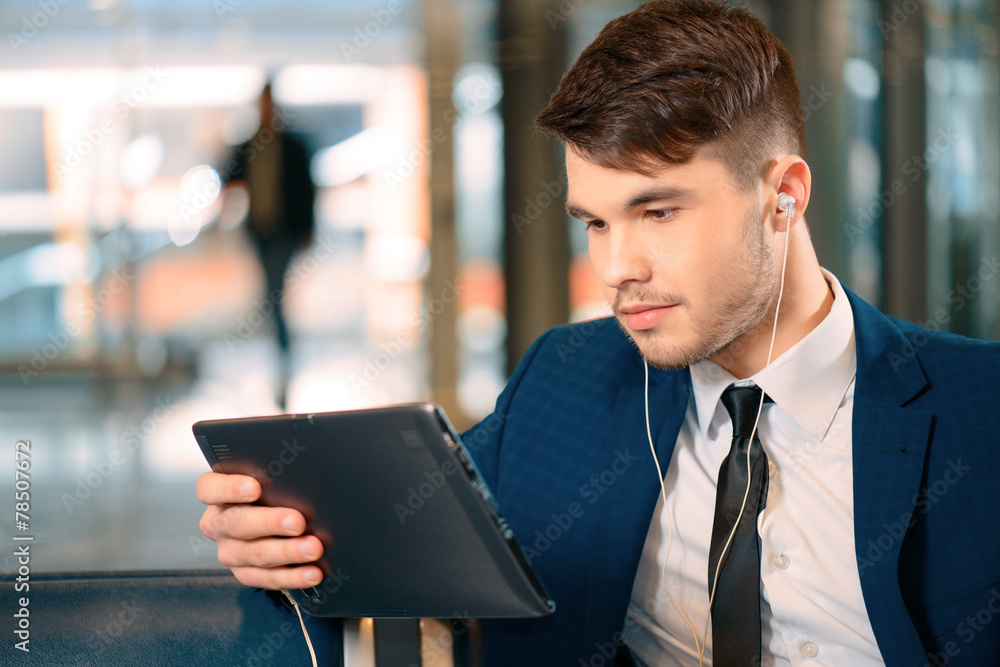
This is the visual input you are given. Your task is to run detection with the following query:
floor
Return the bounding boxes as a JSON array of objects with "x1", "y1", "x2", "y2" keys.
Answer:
[{"x1": 0, "y1": 332, "x2": 427, "y2": 575}]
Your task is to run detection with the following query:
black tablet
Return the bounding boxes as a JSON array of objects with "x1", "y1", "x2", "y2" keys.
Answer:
[{"x1": 192, "y1": 403, "x2": 555, "y2": 619}]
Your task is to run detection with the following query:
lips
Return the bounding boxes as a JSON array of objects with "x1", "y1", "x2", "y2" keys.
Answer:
[{"x1": 618, "y1": 304, "x2": 678, "y2": 331}]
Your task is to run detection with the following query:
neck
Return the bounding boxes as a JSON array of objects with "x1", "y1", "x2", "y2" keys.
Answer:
[{"x1": 709, "y1": 225, "x2": 833, "y2": 379}]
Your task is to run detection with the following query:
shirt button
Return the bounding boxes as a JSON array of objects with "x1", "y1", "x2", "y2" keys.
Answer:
[
  {"x1": 802, "y1": 641, "x2": 819, "y2": 657},
  {"x1": 768, "y1": 460, "x2": 777, "y2": 477},
  {"x1": 773, "y1": 553, "x2": 790, "y2": 570}
]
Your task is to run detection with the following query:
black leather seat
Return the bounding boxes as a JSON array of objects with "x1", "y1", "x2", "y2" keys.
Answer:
[{"x1": 0, "y1": 569, "x2": 342, "y2": 666}]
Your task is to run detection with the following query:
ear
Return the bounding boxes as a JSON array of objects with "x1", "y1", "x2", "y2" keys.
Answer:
[{"x1": 764, "y1": 155, "x2": 811, "y2": 233}]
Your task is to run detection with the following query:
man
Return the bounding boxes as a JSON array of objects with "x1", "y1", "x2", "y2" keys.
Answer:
[
  {"x1": 223, "y1": 83, "x2": 315, "y2": 409},
  {"x1": 198, "y1": 1, "x2": 1000, "y2": 665}
]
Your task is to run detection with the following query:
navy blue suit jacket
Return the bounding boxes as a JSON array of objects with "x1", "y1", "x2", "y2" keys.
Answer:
[{"x1": 462, "y1": 289, "x2": 1000, "y2": 666}]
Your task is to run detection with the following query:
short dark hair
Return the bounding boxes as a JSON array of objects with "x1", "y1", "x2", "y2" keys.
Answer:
[{"x1": 536, "y1": 0, "x2": 805, "y2": 190}]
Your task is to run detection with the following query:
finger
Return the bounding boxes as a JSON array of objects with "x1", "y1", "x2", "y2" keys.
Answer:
[
  {"x1": 230, "y1": 564, "x2": 325, "y2": 590},
  {"x1": 196, "y1": 472, "x2": 260, "y2": 505},
  {"x1": 201, "y1": 504, "x2": 307, "y2": 541},
  {"x1": 217, "y1": 534, "x2": 324, "y2": 570}
]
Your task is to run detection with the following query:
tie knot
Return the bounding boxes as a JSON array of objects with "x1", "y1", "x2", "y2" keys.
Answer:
[{"x1": 720, "y1": 384, "x2": 771, "y2": 437}]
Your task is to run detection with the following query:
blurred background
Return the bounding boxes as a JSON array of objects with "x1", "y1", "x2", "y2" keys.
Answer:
[{"x1": 0, "y1": 0, "x2": 996, "y2": 575}]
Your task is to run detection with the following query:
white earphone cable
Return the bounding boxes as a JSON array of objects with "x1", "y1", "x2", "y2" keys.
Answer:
[
  {"x1": 644, "y1": 360, "x2": 704, "y2": 659},
  {"x1": 643, "y1": 196, "x2": 793, "y2": 666},
  {"x1": 699, "y1": 198, "x2": 791, "y2": 660},
  {"x1": 282, "y1": 590, "x2": 318, "y2": 667}
]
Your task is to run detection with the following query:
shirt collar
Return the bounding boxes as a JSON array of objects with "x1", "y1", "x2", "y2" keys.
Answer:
[{"x1": 688, "y1": 269, "x2": 857, "y2": 441}]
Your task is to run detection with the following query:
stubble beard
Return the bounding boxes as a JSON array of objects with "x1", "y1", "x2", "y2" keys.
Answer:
[{"x1": 614, "y1": 206, "x2": 780, "y2": 371}]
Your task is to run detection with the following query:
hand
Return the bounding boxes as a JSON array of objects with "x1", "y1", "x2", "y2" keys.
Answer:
[{"x1": 197, "y1": 471, "x2": 324, "y2": 590}]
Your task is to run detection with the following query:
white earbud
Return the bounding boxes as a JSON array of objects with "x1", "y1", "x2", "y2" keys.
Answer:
[{"x1": 778, "y1": 193, "x2": 796, "y2": 220}]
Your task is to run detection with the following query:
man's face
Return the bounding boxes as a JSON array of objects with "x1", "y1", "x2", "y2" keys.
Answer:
[{"x1": 566, "y1": 147, "x2": 780, "y2": 370}]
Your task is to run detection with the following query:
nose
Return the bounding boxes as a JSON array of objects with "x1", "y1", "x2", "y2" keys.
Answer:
[{"x1": 594, "y1": 223, "x2": 652, "y2": 289}]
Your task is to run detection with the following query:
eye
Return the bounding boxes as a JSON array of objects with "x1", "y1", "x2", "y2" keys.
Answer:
[
  {"x1": 584, "y1": 219, "x2": 608, "y2": 232},
  {"x1": 645, "y1": 208, "x2": 677, "y2": 221}
]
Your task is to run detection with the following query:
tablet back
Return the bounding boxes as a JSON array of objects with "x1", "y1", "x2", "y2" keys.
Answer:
[{"x1": 193, "y1": 403, "x2": 554, "y2": 619}]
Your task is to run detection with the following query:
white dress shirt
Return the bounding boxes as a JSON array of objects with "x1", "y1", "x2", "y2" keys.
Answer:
[{"x1": 623, "y1": 271, "x2": 884, "y2": 666}]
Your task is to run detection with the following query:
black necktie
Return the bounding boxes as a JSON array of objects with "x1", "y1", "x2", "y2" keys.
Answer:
[{"x1": 708, "y1": 384, "x2": 771, "y2": 666}]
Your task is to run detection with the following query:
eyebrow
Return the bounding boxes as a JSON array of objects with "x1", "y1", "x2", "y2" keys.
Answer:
[{"x1": 565, "y1": 184, "x2": 697, "y2": 220}]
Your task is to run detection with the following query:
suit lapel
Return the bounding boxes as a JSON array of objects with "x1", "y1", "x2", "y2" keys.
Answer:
[
  {"x1": 571, "y1": 291, "x2": 936, "y2": 662},
  {"x1": 847, "y1": 289, "x2": 933, "y2": 665},
  {"x1": 582, "y1": 368, "x2": 689, "y2": 647}
]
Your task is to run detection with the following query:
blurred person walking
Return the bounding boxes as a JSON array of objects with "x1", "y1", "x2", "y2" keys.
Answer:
[{"x1": 223, "y1": 83, "x2": 315, "y2": 410}]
